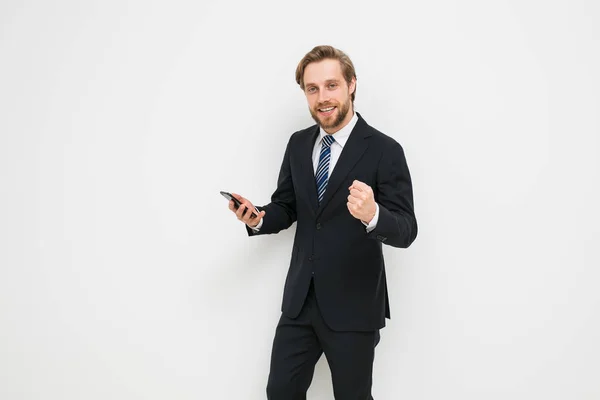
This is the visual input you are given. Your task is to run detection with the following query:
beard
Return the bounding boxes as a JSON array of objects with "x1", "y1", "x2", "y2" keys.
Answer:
[{"x1": 309, "y1": 98, "x2": 352, "y2": 132}]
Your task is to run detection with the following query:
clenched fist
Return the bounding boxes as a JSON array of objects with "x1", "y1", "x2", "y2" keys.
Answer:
[{"x1": 347, "y1": 180, "x2": 377, "y2": 224}]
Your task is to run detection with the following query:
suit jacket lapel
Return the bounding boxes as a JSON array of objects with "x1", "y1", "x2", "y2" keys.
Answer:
[
  {"x1": 300, "y1": 126, "x2": 320, "y2": 211},
  {"x1": 317, "y1": 115, "x2": 371, "y2": 217}
]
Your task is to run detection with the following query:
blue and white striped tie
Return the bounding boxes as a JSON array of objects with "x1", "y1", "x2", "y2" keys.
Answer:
[{"x1": 316, "y1": 134, "x2": 335, "y2": 204}]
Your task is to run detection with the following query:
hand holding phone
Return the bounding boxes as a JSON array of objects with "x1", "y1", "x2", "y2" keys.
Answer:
[{"x1": 220, "y1": 192, "x2": 265, "y2": 227}]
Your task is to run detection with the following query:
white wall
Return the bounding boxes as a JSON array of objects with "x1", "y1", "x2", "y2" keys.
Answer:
[{"x1": 1, "y1": 0, "x2": 599, "y2": 399}]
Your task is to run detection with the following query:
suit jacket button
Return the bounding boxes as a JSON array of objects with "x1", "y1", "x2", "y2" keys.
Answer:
[
  {"x1": 316, "y1": 223, "x2": 322, "y2": 230},
  {"x1": 308, "y1": 256, "x2": 313, "y2": 261}
]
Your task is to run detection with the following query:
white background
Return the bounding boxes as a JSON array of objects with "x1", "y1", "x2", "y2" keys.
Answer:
[{"x1": 1, "y1": 0, "x2": 599, "y2": 399}]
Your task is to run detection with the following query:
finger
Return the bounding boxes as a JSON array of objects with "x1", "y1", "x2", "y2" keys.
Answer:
[
  {"x1": 241, "y1": 211, "x2": 252, "y2": 224},
  {"x1": 241, "y1": 206, "x2": 258, "y2": 223},
  {"x1": 349, "y1": 188, "x2": 363, "y2": 198},
  {"x1": 249, "y1": 210, "x2": 266, "y2": 221},
  {"x1": 242, "y1": 200, "x2": 256, "y2": 211},
  {"x1": 347, "y1": 194, "x2": 360, "y2": 204},
  {"x1": 244, "y1": 207, "x2": 258, "y2": 221},
  {"x1": 232, "y1": 193, "x2": 256, "y2": 211},
  {"x1": 349, "y1": 191, "x2": 368, "y2": 204},
  {"x1": 348, "y1": 180, "x2": 362, "y2": 190},
  {"x1": 350, "y1": 180, "x2": 370, "y2": 192},
  {"x1": 235, "y1": 203, "x2": 247, "y2": 220},
  {"x1": 231, "y1": 193, "x2": 246, "y2": 203},
  {"x1": 347, "y1": 202, "x2": 358, "y2": 217},
  {"x1": 229, "y1": 200, "x2": 236, "y2": 211},
  {"x1": 235, "y1": 205, "x2": 244, "y2": 220},
  {"x1": 246, "y1": 210, "x2": 266, "y2": 228}
]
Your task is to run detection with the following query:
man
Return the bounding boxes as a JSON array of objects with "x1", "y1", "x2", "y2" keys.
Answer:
[{"x1": 227, "y1": 45, "x2": 417, "y2": 399}]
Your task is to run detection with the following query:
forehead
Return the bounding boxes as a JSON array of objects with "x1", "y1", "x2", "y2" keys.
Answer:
[{"x1": 303, "y1": 59, "x2": 343, "y2": 85}]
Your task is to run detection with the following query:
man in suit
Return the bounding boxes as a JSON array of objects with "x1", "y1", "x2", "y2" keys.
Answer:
[{"x1": 227, "y1": 45, "x2": 417, "y2": 399}]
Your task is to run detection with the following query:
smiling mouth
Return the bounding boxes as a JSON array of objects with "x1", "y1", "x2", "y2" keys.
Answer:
[{"x1": 318, "y1": 106, "x2": 336, "y2": 115}]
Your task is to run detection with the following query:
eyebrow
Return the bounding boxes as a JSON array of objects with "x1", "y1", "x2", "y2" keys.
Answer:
[{"x1": 305, "y1": 79, "x2": 341, "y2": 87}]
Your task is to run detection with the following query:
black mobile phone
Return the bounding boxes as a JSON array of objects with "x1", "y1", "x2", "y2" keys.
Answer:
[{"x1": 220, "y1": 191, "x2": 258, "y2": 218}]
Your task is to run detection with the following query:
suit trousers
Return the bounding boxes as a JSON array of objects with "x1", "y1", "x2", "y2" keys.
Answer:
[{"x1": 266, "y1": 279, "x2": 380, "y2": 399}]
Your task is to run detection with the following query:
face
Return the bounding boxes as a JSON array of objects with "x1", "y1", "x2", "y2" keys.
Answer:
[{"x1": 303, "y1": 59, "x2": 356, "y2": 133}]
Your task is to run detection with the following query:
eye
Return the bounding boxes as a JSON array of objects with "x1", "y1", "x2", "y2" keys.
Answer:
[
  {"x1": 328, "y1": 83, "x2": 337, "y2": 89},
  {"x1": 307, "y1": 86, "x2": 317, "y2": 93}
]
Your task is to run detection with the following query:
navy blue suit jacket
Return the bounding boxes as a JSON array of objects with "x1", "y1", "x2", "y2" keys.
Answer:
[{"x1": 247, "y1": 113, "x2": 417, "y2": 331}]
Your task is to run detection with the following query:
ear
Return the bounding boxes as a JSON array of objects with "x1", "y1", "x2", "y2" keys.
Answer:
[{"x1": 348, "y1": 77, "x2": 356, "y2": 96}]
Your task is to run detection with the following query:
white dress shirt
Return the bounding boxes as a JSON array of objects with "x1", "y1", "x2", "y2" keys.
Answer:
[{"x1": 252, "y1": 112, "x2": 379, "y2": 231}]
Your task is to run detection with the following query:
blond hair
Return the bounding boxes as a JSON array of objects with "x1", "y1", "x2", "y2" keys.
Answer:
[{"x1": 295, "y1": 45, "x2": 357, "y2": 102}]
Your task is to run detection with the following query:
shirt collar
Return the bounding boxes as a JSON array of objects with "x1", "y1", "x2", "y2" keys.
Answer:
[{"x1": 317, "y1": 111, "x2": 358, "y2": 148}]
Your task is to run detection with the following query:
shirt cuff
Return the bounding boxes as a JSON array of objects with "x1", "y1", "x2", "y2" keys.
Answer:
[
  {"x1": 362, "y1": 203, "x2": 379, "y2": 233},
  {"x1": 250, "y1": 218, "x2": 263, "y2": 231}
]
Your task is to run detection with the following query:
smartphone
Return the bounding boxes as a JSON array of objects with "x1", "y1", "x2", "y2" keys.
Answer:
[{"x1": 220, "y1": 191, "x2": 258, "y2": 218}]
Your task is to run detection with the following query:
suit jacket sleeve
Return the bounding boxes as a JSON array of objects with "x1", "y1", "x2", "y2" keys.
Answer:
[
  {"x1": 245, "y1": 135, "x2": 297, "y2": 236},
  {"x1": 367, "y1": 141, "x2": 418, "y2": 248}
]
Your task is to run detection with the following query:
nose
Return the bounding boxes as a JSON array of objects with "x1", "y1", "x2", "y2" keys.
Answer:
[{"x1": 318, "y1": 87, "x2": 330, "y2": 104}]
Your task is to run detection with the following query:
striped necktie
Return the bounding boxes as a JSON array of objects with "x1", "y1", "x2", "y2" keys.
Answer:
[{"x1": 316, "y1": 134, "x2": 335, "y2": 204}]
